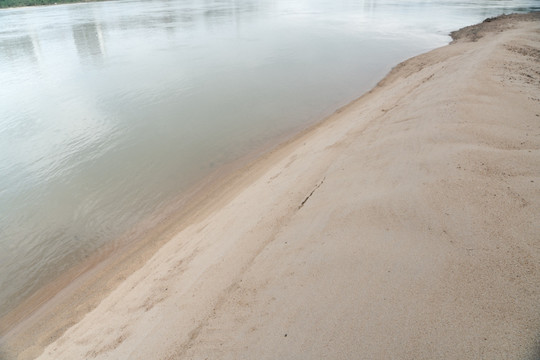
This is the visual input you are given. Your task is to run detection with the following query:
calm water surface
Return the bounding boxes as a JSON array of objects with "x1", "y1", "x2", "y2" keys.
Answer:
[{"x1": 0, "y1": 0, "x2": 538, "y2": 318}]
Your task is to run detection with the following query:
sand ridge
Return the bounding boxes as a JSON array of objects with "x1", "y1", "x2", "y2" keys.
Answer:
[{"x1": 5, "y1": 13, "x2": 540, "y2": 359}]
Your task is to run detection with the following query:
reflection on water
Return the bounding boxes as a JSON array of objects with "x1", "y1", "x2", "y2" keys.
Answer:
[
  {"x1": 0, "y1": 34, "x2": 40, "y2": 64},
  {"x1": 72, "y1": 22, "x2": 105, "y2": 63},
  {"x1": 0, "y1": 0, "x2": 539, "y2": 320}
]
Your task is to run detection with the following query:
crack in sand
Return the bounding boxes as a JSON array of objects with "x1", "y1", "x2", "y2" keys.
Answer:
[{"x1": 298, "y1": 177, "x2": 326, "y2": 209}]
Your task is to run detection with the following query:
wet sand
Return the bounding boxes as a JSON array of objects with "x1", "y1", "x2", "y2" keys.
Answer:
[{"x1": 3, "y1": 13, "x2": 540, "y2": 359}]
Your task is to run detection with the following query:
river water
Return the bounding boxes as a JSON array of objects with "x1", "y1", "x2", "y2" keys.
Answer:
[{"x1": 0, "y1": 0, "x2": 538, "y2": 319}]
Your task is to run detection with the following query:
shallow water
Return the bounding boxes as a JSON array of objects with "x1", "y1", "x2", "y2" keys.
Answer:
[{"x1": 0, "y1": 0, "x2": 538, "y2": 318}]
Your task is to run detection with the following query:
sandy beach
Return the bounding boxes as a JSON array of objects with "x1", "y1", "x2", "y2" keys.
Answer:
[{"x1": 3, "y1": 13, "x2": 540, "y2": 359}]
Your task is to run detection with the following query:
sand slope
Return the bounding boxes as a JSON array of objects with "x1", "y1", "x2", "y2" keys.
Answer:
[{"x1": 20, "y1": 14, "x2": 540, "y2": 359}]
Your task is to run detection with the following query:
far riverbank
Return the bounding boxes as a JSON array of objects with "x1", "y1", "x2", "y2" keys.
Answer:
[{"x1": 0, "y1": 0, "x2": 101, "y2": 9}]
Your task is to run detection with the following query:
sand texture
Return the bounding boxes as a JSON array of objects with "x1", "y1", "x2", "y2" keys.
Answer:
[{"x1": 7, "y1": 13, "x2": 540, "y2": 360}]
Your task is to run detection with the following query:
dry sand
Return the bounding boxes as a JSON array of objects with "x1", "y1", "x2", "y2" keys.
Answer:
[{"x1": 4, "y1": 13, "x2": 540, "y2": 360}]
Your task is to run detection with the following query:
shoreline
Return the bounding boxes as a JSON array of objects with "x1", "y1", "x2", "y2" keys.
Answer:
[
  {"x1": 3, "y1": 12, "x2": 540, "y2": 359},
  {"x1": 0, "y1": 111, "x2": 314, "y2": 356}
]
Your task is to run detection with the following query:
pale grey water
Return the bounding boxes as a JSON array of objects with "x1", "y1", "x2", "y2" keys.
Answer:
[{"x1": 0, "y1": 0, "x2": 538, "y2": 319}]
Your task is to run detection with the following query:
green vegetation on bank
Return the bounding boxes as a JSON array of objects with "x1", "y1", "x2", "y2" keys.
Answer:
[{"x1": 0, "y1": 0, "x2": 92, "y2": 8}]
